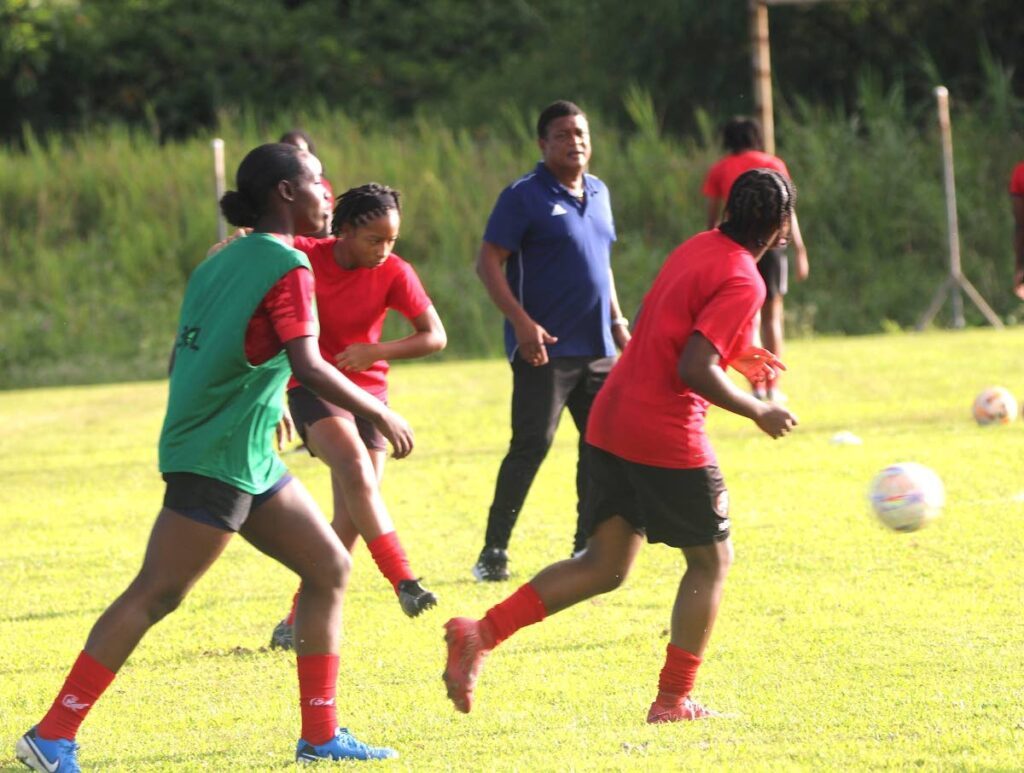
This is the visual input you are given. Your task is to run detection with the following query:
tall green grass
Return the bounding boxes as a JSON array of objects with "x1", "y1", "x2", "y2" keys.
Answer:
[{"x1": 2, "y1": 76, "x2": 1023, "y2": 388}]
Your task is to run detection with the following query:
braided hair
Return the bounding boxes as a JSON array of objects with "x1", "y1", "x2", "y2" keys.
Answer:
[
  {"x1": 719, "y1": 168, "x2": 796, "y2": 250},
  {"x1": 331, "y1": 183, "x2": 401, "y2": 236},
  {"x1": 220, "y1": 143, "x2": 306, "y2": 228},
  {"x1": 722, "y1": 117, "x2": 764, "y2": 153}
]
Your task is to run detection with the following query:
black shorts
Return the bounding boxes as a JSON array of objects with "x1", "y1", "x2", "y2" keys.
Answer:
[
  {"x1": 758, "y1": 247, "x2": 788, "y2": 299},
  {"x1": 582, "y1": 444, "x2": 730, "y2": 548},
  {"x1": 287, "y1": 384, "x2": 387, "y2": 453},
  {"x1": 162, "y1": 472, "x2": 293, "y2": 532}
]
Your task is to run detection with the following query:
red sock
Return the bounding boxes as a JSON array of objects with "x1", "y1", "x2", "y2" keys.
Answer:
[
  {"x1": 766, "y1": 375, "x2": 779, "y2": 395},
  {"x1": 367, "y1": 532, "x2": 414, "y2": 593},
  {"x1": 285, "y1": 588, "x2": 301, "y2": 626},
  {"x1": 36, "y1": 651, "x2": 116, "y2": 740},
  {"x1": 297, "y1": 654, "x2": 339, "y2": 745},
  {"x1": 655, "y1": 643, "x2": 702, "y2": 704},
  {"x1": 480, "y1": 583, "x2": 547, "y2": 649}
]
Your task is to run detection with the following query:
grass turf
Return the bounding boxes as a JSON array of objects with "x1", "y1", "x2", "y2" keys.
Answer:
[{"x1": 3, "y1": 328, "x2": 1024, "y2": 769}]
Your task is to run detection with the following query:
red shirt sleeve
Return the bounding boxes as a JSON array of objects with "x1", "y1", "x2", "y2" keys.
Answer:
[
  {"x1": 692, "y1": 274, "x2": 765, "y2": 362},
  {"x1": 1011, "y1": 163, "x2": 1024, "y2": 196},
  {"x1": 385, "y1": 258, "x2": 432, "y2": 320},
  {"x1": 244, "y1": 267, "x2": 318, "y2": 365},
  {"x1": 264, "y1": 266, "x2": 317, "y2": 343}
]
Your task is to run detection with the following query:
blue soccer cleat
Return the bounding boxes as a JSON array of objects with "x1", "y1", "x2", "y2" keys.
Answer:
[
  {"x1": 15, "y1": 726, "x2": 81, "y2": 773},
  {"x1": 295, "y1": 727, "x2": 398, "y2": 763}
]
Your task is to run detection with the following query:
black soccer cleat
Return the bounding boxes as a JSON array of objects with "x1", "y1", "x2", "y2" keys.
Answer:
[
  {"x1": 471, "y1": 547, "x2": 510, "y2": 582},
  {"x1": 397, "y1": 578, "x2": 438, "y2": 617}
]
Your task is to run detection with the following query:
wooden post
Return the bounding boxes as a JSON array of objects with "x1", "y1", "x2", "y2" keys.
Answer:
[
  {"x1": 934, "y1": 87, "x2": 964, "y2": 327},
  {"x1": 212, "y1": 138, "x2": 226, "y2": 241},
  {"x1": 916, "y1": 86, "x2": 1003, "y2": 330},
  {"x1": 749, "y1": 0, "x2": 775, "y2": 154}
]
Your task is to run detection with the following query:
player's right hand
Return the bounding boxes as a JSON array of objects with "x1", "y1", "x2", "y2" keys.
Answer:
[
  {"x1": 754, "y1": 403, "x2": 798, "y2": 439},
  {"x1": 376, "y1": 408, "x2": 414, "y2": 459},
  {"x1": 514, "y1": 319, "x2": 558, "y2": 367}
]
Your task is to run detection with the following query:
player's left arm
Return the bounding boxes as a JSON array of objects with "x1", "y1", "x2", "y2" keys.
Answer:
[
  {"x1": 336, "y1": 305, "x2": 447, "y2": 372},
  {"x1": 678, "y1": 333, "x2": 796, "y2": 439},
  {"x1": 1011, "y1": 196, "x2": 1024, "y2": 299},
  {"x1": 608, "y1": 267, "x2": 631, "y2": 350}
]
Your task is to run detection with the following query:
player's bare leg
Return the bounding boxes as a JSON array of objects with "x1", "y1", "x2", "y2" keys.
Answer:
[
  {"x1": 242, "y1": 478, "x2": 350, "y2": 655},
  {"x1": 647, "y1": 538, "x2": 733, "y2": 723},
  {"x1": 84, "y1": 508, "x2": 234, "y2": 671},
  {"x1": 444, "y1": 517, "x2": 643, "y2": 712},
  {"x1": 298, "y1": 417, "x2": 435, "y2": 619},
  {"x1": 760, "y1": 295, "x2": 785, "y2": 400}
]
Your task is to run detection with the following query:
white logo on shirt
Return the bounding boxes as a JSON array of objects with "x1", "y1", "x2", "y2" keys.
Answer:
[{"x1": 550, "y1": 203, "x2": 568, "y2": 216}]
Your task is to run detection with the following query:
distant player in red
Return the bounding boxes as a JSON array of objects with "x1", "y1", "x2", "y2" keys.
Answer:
[
  {"x1": 1010, "y1": 161, "x2": 1024, "y2": 299},
  {"x1": 703, "y1": 117, "x2": 809, "y2": 402},
  {"x1": 280, "y1": 129, "x2": 335, "y2": 237},
  {"x1": 270, "y1": 183, "x2": 447, "y2": 649},
  {"x1": 442, "y1": 169, "x2": 799, "y2": 724}
]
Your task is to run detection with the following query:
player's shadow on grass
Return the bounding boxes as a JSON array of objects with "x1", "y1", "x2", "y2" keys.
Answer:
[{"x1": 2, "y1": 607, "x2": 105, "y2": 624}]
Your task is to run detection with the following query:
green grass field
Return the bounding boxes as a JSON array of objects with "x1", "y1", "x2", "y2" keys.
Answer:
[{"x1": 3, "y1": 329, "x2": 1024, "y2": 770}]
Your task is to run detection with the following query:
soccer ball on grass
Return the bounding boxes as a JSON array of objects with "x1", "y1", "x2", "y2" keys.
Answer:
[
  {"x1": 868, "y1": 462, "x2": 944, "y2": 532},
  {"x1": 972, "y1": 386, "x2": 1018, "y2": 426}
]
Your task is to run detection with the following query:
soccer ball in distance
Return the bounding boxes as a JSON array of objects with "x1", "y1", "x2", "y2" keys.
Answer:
[
  {"x1": 868, "y1": 462, "x2": 944, "y2": 532},
  {"x1": 972, "y1": 386, "x2": 1018, "y2": 426}
]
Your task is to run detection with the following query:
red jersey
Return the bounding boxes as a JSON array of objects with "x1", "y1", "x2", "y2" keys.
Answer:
[
  {"x1": 244, "y1": 267, "x2": 317, "y2": 365},
  {"x1": 586, "y1": 230, "x2": 765, "y2": 469},
  {"x1": 288, "y1": 236, "x2": 433, "y2": 396},
  {"x1": 1010, "y1": 162, "x2": 1024, "y2": 196},
  {"x1": 703, "y1": 151, "x2": 791, "y2": 201}
]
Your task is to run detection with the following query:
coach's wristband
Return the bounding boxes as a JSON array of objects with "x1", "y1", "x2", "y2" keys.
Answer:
[{"x1": 611, "y1": 317, "x2": 629, "y2": 327}]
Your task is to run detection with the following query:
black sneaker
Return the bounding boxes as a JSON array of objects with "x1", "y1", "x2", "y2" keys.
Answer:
[
  {"x1": 471, "y1": 548, "x2": 510, "y2": 582},
  {"x1": 397, "y1": 579, "x2": 438, "y2": 617}
]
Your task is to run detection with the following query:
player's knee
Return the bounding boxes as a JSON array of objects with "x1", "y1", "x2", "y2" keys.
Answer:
[
  {"x1": 507, "y1": 434, "x2": 552, "y2": 463},
  {"x1": 685, "y1": 542, "x2": 733, "y2": 581},
  {"x1": 140, "y1": 585, "x2": 188, "y2": 624},
  {"x1": 581, "y1": 553, "x2": 631, "y2": 593},
  {"x1": 331, "y1": 458, "x2": 376, "y2": 493},
  {"x1": 307, "y1": 544, "x2": 351, "y2": 592}
]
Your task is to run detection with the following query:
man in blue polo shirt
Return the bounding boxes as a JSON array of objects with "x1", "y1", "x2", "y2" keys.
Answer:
[{"x1": 472, "y1": 100, "x2": 631, "y2": 582}]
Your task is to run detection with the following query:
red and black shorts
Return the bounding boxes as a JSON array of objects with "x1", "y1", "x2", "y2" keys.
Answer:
[
  {"x1": 287, "y1": 384, "x2": 387, "y2": 454},
  {"x1": 162, "y1": 472, "x2": 293, "y2": 532},
  {"x1": 582, "y1": 444, "x2": 730, "y2": 548}
]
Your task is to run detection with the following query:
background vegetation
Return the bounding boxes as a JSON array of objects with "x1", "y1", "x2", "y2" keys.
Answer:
[
  {"x1": 3, "y1": 330, "x2": 1024, "y2": 769},
  {"x1": 2, "y1": 79, "x2": 1023, "y2": 389},
  {"x1": 2, "y1": 0, "x2": 1024, "y2": 388}
]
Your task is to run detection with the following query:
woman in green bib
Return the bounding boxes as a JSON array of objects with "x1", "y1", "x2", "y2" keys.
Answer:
[{"x1": 16, "y1": 144, "x2": 410, "y2": 772}]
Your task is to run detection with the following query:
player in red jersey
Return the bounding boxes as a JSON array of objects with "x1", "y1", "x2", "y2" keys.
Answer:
[
  {"x1": 16, "y1": 144, "x2": 410, "y2": 770},
  {"x1": 280, "y1": 129, "x2": 335, "y2": 237},
  {"x1": 442, "y1": 169, "x2": 798, "y2": 724},
  {"x1": 703, "y1": 117, "x2": 809, "y2": 402},
  {"x1": 1010, "y1": 161, "x2": 1024, "y2": 299},
  {"x1": 269, "y1": 182, "x2": 447, "y2": 649}
]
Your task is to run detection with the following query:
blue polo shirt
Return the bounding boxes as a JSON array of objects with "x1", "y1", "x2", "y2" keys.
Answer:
[{"x1": 484, "y1": 162, "x2": 617, "y2": 360}]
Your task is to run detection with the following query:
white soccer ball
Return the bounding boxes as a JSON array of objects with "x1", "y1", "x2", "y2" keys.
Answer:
[
  {"x1": 868, "y1": 462, "x2": 944, "y2": 532},
  {"x1": 972, "y1": 386, "x2": 1018, "y2": 426}
]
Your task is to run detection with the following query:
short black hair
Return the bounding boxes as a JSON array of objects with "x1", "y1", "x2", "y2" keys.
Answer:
[
  {"x1": 331, "y1": 182, "x2": 401, "y2": 236},
  {"x1": 219, "y1": 143, "x2": 306, "y2": 228},
  {"x1": 722, "y1": 117, "x2": 764, "y2": 153},
  {"x1": 537, "y1": 100, "x2": 585, "y2": 139},
  {"x1": 279, "y1": 129, "x2": 317, "y2": 155},
  {"x1": 719, "y1": 168, "x2": 796, "y2": 249}
]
